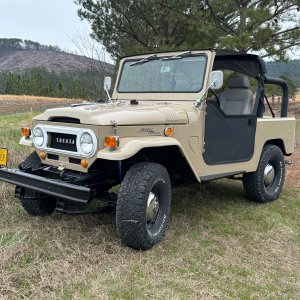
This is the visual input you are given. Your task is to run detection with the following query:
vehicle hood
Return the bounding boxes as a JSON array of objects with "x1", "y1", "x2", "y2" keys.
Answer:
[{"x1": 34, "y1": 102, "x2": 191, "y2": 125}]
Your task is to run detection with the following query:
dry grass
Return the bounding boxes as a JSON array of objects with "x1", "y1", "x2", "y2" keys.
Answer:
[
  {"x1": 0, "y1": 95, "x2": 84, "y2": 103},
  {"x1": 0, "y1": 95, "x2": 83, "y2": 116},
  {"x1": 0, "y1": 113, "x2": 299, "y2": 299}
]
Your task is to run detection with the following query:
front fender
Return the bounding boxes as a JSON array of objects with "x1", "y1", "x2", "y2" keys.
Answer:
[
  {"x1": 97, "y1": 137, "x2": 181, "y2": 160},
  {"x1": 19, "y1": 136, "x2": 33, "y2": 147}
]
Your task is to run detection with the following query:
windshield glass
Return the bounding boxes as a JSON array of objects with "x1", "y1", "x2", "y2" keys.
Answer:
[{"x1": 118, "y1": 55, "x2": 207, "y2": 93}]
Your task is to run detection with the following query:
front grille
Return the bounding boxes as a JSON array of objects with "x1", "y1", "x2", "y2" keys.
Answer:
[{"x1": 49, "y1": 132, "x2": 77, "y2": 152}]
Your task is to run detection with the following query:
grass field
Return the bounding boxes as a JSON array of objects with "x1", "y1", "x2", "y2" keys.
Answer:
[
  {"x1": 0, "y1": 95, "x2": 82, "y2": 116},
  {"x1": 0, "y1": 112, "x2": 300, "y2": 299}
]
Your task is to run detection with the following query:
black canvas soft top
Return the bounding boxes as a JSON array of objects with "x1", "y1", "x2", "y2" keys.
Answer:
[{"x1": 213, "y1": 51, "x2": 267, "y2": 79}]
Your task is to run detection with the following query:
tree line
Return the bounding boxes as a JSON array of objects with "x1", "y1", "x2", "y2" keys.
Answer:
[
  {"x1": 0, "y1": 59, "x2": 297, "y2": 100},
  {"x1": 0, "y1": 38, "x2": 62, "y2": 53},
  {"x1": 0, "y1": 68, "x2": 105, "y2": 100},
  {"x1": 267, "y1": 60, "x2": 300, "y2": 87}
]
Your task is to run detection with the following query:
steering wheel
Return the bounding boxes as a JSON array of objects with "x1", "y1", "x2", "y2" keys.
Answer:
[{"x1": 209, "y1": 89, "x2": 220, "y2": 106}]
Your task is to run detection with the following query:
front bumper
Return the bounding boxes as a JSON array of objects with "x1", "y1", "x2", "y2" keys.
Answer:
[{"x1": 0, "y1": 167, "x2": 92, "y2": 203}]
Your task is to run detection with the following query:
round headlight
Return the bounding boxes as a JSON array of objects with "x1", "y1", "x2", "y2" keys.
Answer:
[
  {"x1": 80, "y1": 132, "x2": 94, "y2": 155},
  {"x1": 33, "y1": 127, "x2": 44, "y2": 147}
]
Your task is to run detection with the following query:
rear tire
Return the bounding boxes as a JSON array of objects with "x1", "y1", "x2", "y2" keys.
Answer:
[
  {"x1": 18, "y1": 188, "x2": 57, "y2": 216},
  {"x1": 116, "y1": 163, "x2": 171, "y2": 250},
  {"x1": 243, "y1": 145, "x2": 285, "y2": 203}
]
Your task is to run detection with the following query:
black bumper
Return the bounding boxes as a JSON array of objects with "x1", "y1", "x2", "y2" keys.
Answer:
[{"x1": 0, "y1": 168, "x2": 92, "y2": 203}]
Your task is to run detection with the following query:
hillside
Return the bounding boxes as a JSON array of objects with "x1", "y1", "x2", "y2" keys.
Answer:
[
  {"x1": 0, "y1": 49, "x2": 114, "y2": 74},
  {"x1": 0, "y1": 38, "x2": 114, "y2": 74},
  {"x1": 0, "y1": 38, "x2": 115, "y2": 99}
]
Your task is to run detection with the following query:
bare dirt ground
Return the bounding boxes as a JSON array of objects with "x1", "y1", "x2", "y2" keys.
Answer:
[
  {"x1": 281, "y1": 93, "x2": 300, "y2": 189},
  {"x1": 286, "y1": 147, "x2": 300, "y2": 188}
]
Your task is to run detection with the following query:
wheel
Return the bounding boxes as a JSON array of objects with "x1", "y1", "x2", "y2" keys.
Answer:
[
  {"x1": 116, "y1": 162, "x2": 171, "y2": 250},
  {"x1": 243, "y1": 144, "x2": 285, "y2": 203},
  {"x1": 18, "y1": 187, "x2": 57, "y2": 216}
]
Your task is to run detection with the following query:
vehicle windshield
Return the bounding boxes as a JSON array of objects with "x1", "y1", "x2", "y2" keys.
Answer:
[{"x1": 117, "y1": 55, "x2": 207, "y2": 93}]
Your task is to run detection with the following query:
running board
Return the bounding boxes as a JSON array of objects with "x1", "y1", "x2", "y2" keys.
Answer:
[{"x1": 200, "y1": 171, "x2": 245, "y2": 182}]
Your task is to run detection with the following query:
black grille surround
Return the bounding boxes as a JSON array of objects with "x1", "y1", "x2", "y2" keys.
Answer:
[
  {"x1": 47, "y1": 154, "x2": 59, "y2": 160},
  {"x1": 49, "y1": 132, "x2": 77, "y2": 152},
  {"x1": 69, "y1": 157, "x2": 81, "y2": 165}
]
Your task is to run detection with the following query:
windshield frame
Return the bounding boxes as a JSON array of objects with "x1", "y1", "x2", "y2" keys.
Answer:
[{"x1": 116, "y1": 53, "x2": 208, "y2": 94}]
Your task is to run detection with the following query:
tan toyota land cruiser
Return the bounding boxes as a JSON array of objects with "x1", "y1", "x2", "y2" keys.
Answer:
[{"x1": 0, "y1": 50, "x2": 296, "y2": 250}]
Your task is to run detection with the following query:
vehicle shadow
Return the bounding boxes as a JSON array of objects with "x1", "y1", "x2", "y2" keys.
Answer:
[{"x1": 48, "y1": 179, "x2": 248, "y2": 228}]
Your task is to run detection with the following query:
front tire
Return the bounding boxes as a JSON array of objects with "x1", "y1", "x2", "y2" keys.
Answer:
[
  {"x1": 243, "y1": 145, "x2": 285, "y2": 203},
  {"x1": 116, "y1": 163, "x2": 171, "y2": 250},
  {"x1": 18, "y1": 188, "x2": 57, "y2": 216}
]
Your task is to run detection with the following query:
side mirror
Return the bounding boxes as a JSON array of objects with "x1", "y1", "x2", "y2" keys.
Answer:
[
  {"x1": 104, "y1": 76, "x2": 112, "y2": 91},
  {"x1": 209, "y1": 71, "x2": 223, "y2": 90}
]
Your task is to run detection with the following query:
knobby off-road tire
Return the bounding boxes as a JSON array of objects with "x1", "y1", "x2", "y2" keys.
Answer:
[
  {"x1": 18, "y1": 151, "x2": 56, "y2": 216},
  {"x1": 19, "y1": 189, "x2": 57, "y2": 216},
  {"x1": 243, "y1": 145, "x2": 285, "y2": 203},
  {"x1": 116, "y1": 163, "x2": 171, "y2": 250}
]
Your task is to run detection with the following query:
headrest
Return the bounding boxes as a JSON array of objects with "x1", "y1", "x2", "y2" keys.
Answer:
[{"x1": 228, "y1": 76, "x2": 250, "y2": 89}]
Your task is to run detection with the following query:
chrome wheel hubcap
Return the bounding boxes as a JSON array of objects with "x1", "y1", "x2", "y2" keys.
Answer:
[
  {"x1": 264, "y1": 163, "x2": 275, "y2": 187},
  {"x1": 146, "y1": 191, "x2": 159, "y2": 223}
]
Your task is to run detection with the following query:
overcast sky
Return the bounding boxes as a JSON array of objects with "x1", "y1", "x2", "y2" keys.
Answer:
[
  {"x1": 0, "y1": 1, "x2": 298, "y2": 61},
  {"x1": 0, "y1": 0, "x2": 93, "y2": 53}
]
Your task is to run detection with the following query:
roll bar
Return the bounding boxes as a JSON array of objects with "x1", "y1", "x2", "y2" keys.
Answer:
[{"x1": 265, "y1": 76, "x2": 289, "y2": 117}]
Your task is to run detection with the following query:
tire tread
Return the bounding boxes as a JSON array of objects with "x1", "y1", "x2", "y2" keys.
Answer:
[
  {"x1": 116, "y1": 162, "x2": 171, "y2": 250},
  {"x1": 243, "y1": 144, "x2": 285, "y2": 203}
]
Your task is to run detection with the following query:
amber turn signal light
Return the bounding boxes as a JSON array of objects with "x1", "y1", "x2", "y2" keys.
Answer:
[
  {"x1": 104, "y1": 136, "x2": 119, "y2": 149},
  {"x1": 39, "y1": 151, "x2": 46, "y2": 160},
  {"x1": 21, "y1": 127, "x2": 31, "y2": 137},
  {"x1": 81, "y1": 159, "x2": 88, "y2": 168},
  {"x1": 164, "y1": 127, "x2": 172, "y2": 137}
]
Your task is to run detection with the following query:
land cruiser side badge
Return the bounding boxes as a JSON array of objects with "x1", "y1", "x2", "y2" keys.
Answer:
[{"x1": 139, "y1": 128, "x2": 160, "y2": 135}]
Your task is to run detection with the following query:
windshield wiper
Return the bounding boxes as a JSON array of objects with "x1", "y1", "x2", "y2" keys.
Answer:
[
  {"x1": 130, "y1": 54, "x2": 157, "y2": 66},
  {"x1": 160, "y1": 51, "x2": 191, "y2": 61}
]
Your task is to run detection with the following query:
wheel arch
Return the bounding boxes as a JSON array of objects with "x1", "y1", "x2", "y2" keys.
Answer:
[
  {"x1": 97, "y1": 137, "x2": 200, "y2": 184},
  {"x1": 264, "y1": 139, "x2": 288, "y2": 155},
  {"x1": 122, "y1": 145, "x2": 198, "y2": 184}
]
